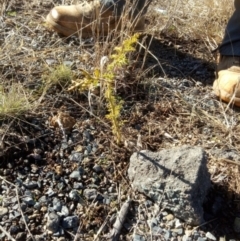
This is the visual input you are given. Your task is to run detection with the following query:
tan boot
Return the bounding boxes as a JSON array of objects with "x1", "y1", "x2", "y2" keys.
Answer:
[
  {"x1": 46, "y1": 1, "x2": 145, "y2": 37},
  {"x1": 213, "y1": 56, "x2": 240, "y2": 107}
]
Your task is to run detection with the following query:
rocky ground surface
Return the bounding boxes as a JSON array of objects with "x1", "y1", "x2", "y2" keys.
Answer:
[{"x1": 1, "y1": 0, "x2": 240, "y2": 241}]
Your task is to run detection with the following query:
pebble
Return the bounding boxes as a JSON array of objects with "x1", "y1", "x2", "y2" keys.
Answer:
[
  {"x1": 69, "y1": 170, "x2": 81, "y2": 180},
  {"x1": 60, "y1": 206, "x2": 69, "y2": 216},
  {"x1": 46, "y1": 188, "x2": 56, "y2": 197},
  {"x1": 0, "y1": 207, "x2": 8, "y2": 217},
  {"x1": 175, "y1": 218, "x2": 182, "y2": 228},
  {"x1": 62, "y1": 216, "x2": 79, "y2": 229},
  {"x1": 46, "y1": 212, "x2": 60, "y2": 233},
  {"x1": 133, "y1": 234, "x2": 146, "y2": 241},
  {"x1": 205, "y1": 232, "x2": 216, "y2": 241},
  {"x1": 164, "y1": 214, "x2": 174, "y2": 221},
  {"x1": 15, "y1": 232, "x2": 27, "y2": 240},
  {"x1": 93, "y1": 164, "x2": 102, "y2": 173},
  {"x1": 69, "y1": 189, "x2": 82, "y2": 202},
  {"x1": 197, "y1": 238, "x2": 207, "y2": 241},
  {"x1": 22, "y1": 196, "x2": 35, "y2": 206},
  {"x1": 53, "y1": 198, "x2": 62, "y2": 212},
  {"x1": 83, "y1": 188, "x2": 97, "y2": 201},
  {"x1": 164, "y1": 230, "x2": 171, "y2": 240},
  {"x1": 23, "y1": 180, "x2": 38, "y2": 189},
  {"x1": 69, "y1": 152, "x2": 82, "y2": 162},
  {"x1": 73, "y1": 182, "x2": 83, "y2": 189}
]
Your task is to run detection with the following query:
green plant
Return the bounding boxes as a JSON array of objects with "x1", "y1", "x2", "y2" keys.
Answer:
[{"x1": 69, "y1": 34, "x2": 139, "y2": 144}]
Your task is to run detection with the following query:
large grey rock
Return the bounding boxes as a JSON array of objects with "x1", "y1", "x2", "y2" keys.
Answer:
[{"x1": 128, "y1": 145, "x2": 211, "y2": 225}]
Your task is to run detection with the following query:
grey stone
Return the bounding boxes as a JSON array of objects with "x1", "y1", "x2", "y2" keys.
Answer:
[
  {"x1": 53, "y1": 198, "x2": 62, "y2": 212},
  {"x1": 62, "y1": 216, "x2": 79, "y2": 229},
  {"x1": 73, "y1": 182, "x2": 83, "y2": 189},
  {"x1": 133, "y1": 234, "x2": 146, "y2": 241},
  {"x1": 38, "y1": 196, "x2": 48, "y2": 204},
  {"x1": 0, "y1": 207, "x2": 8, "y2": 217},
  {"x1": 83, "y1": 188, "x2": 97, "y2": 201},
  {"x1": 69, "y1": 152, "x2": 82, "y2": 162},
  {"x1": 23, "y1": 181, "x2": 38, "y2": 189},
  {"x1": 69, "y1": 189, "x2": 81, "y2": 202},
  {"x1": 93, "y1": 164, "x2": 102, "y2": 173},
  {"x1": 197, "y1": 238, "x2": 207, "y2": 241},
  {"x1": 15, "y1": 232, "x2": 27, "y2": 240},
  {"x1": 46, "y1": 212, "x2": 60, "y2": 233},
  {"x1": 22, "y1": 196, "x2": 35, "y2": 206},
  {"x1": 128, "y1": 146, "x2": 211, "y2": 225},
  {"x1": 69, "y1": 171, "x2": 81, "y2": 180},
  {"x1": 164, "y1": 230, "x2": 171, "y2": 240},
  {"x1": 46, "y1": 188, "x2": 56, "y2": 197},
  {"x1": 205, "y1": 232, "x2": 216, "y2": 241},
  {"x1": 60, "y1": 206, "x2": 69, "y2": 216}
]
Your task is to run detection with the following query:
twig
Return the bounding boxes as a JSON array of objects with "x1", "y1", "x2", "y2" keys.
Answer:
[
  {"x1": 0, "y1": 225, "x2": 16, "y2": 241},
  {"x1": 0, "y1": 176, "x2": 36, "y2": 241},
  {"x1": 93, "y1": 215, "x2": 110, "y2": 241},
  {"x1": 107, "y1": 198, "x2": 131, "y2": 241}
]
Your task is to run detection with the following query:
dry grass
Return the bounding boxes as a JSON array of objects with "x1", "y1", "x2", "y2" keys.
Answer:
[
  {"x1": 147, "y1": 0, "x2": 234, "y2": 47},
  {"x1": 1, "y1": 0, "x2": 240, "y2": 239},
  {"x1": 0, "y1": 82, "x2": 37, "y2": 119}
]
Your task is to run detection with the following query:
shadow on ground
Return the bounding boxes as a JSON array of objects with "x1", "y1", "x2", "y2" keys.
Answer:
[{"x1": 136, "y1": 34, "x2": 216, "y2": 85}]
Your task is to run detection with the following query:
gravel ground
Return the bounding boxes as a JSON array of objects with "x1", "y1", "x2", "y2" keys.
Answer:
[{"x1": 1, "y1": 1, "x2": 240, "y2": 241}]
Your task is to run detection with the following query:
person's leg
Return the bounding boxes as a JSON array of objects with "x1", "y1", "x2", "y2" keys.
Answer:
[
  {"x1": 213, "y1": 0, "x2": 240, "y2": 106},
  {"x1": 46, "y1": 0, "x2": 151, "y2": 37}
]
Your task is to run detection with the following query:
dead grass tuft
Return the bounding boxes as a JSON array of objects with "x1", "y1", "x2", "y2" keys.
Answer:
[
  {"x1": 147, "y1": 0, "x2": 234, "y2": 47},
  {"x1": 0, "y1": 82, "x2": 37, "y2": 118}
]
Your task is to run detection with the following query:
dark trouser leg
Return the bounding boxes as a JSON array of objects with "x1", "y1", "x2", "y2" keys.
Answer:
[
  {"x1": 219, "y1": 0, "x2": 240, "y2": 56},
  {"x1": 100, "y1": 0, "x2": 152, "y2": 18}
]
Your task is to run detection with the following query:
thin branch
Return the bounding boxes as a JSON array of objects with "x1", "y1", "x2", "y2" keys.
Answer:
[
  {"x1": 107, "y1": 198, "x2": 131, "y2": 241},
  {"x1": 0, "y1": 225, "x2": 16, "y2": 241}
]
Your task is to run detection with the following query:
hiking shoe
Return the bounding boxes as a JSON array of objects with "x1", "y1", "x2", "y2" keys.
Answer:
[
  {"x1": 213, "y1": 55, "x2": 240, "y2": 106},
  {"x1": 46, "y1": 1, "x2": 145, "y2": 37}
]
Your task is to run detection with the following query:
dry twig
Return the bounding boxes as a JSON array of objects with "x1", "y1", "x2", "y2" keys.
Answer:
[{"x1": 107, "y1": 198, "x2": 131, "y2": 241}]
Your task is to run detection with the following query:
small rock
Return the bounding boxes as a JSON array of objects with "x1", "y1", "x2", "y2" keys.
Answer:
[
  {"x1": 73, "y1": 182, "x2": 83, "y2": 189},
  {"x1": 62, "y1": 216, "x2": 79, "y2": 229},
  {"x1": 175, "y1": 218, "x2": 182, "y2": 228},
  {"x1": 60, "y1": 206, "x2": 69, "y2": 216},
  {"x1": 152, "y1": 226, "x2": 162, "y2": 235},
  {"x1": 46, "y1": 212, "x2": 60, "y2": 233},
  {"x1": 93, "y1": 164, "x2": 102, "y2": 173},
  {"x1": 205, "y1": 232, "x2": 216, "y2": 241},
  {"x1": 197, "y1": 238, "x2": 207, "y2": 241},
  {"x1": 53, "y1": 198, "x2": 62, "y2": 212},
  {"x1": 69, "y1": 152, "x2": 82, "y2": 162},
  {"x1": 9, "y1": 225, "x2": 20, "y2": 234},
  {"x1": 0, "y1": 207, "x2": 8, "y2": 217},
  {"x1": 46, "y1": 188, "x2": 56, "y2": 197},
  {"x1": 133, "y1": 234, "x2": 146, "y2": 241},
  {"x1": 22, "y1": 196, "x2": 35, "y2": 206},
  {"x1": 15, "y1": 232, "x2": 27, "y2": 240},
  {"x1": 23, "y1": 180, "x2": 38, "y2": 189},
  {"x1": 38, "y1": 196, "x2": 48, "y2": 204},
  {"x1": 164, "y1": 214, "x2": 174, "y2": 221},
  {"x1": 171, "y1": 228, "x2": 183, "y2": 235},
  {"x1": 164, "y1": 230, "x2": 171, "y2": 240},
  {"x1": 69, "y1": 189, "x2": 81, "y2": 202},
  {"x1": 83, "y1": 188, "x2": 97, "y2": 201},
  {"x1": 69, "y1": 171, "x2": 81, "y2": 180}
]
